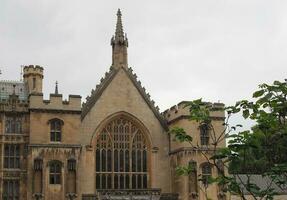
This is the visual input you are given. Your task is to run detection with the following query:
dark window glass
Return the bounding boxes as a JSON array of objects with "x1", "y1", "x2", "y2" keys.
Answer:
[
  {"x1": 114, "y1": 174, "x2": 119, "y2": 189},
  {"x1": 96, "y1": 150, "x2": 100, "y2": 172},
  {"x1": 96, "y1": 174, "x2": 101, "y2": 189},
  {"x1": 5, "y1": 117, "x2": 22, "y2": 134},
  {"x1": 132, "y1": 174, "x2": 136, "y2": 189},
  {"x1": 107, "y1": 174, "x2": 112, "y2": 189},
  {"x1": 114, "y1": 150, "x2": 118, "y2": 172},
  {"x1": 120, "y1": 150, "x2": 124, "y2": 172},
  {"x1": 120, "y1": 174, "x2": 124, "y2": 189},
  {"x1": 101, "y1": 150, "x2": 106, "y2": 172},
  {"x1": 125, "y1": 174, "x2": 129, "y2": 189},
  {"x1": 95, "y1": 117, "x2": 148, "y2": 189},
  {"x1": 107, "y1": 150, "x2": 112, "y2": 172},
  {"x1": 2, "y1": 180, "x2": 19, "y2": 200},
  {"x1": 200, "y1": 124, "x2": 209, "y2": 146},
  {"x1": 143, "y1": 174, "x2": 147, "y2": 188},
  {"x1": 143, "y1": 150, "x2": 147, "y2": 172},
  {"x1": 137, "y1": 150, "x2": 142, "y2": 172},
  {"x1": 50, "y1": 119, "x2": 62, "y2": 142},
  {"x1": 49, "y1": 161, "x2": 61, "y2": 184},
  {"x1": 4, "y1": 144, "x2": 20, "y2": 169},
  {"x1": 102, "y1": 174, "x2": 106, "y2": 189},
  {"x1": 67, "y1": 159, "x2": 76, "y2": 171},
  {"x1": 137, "y1": 174, "x2": 142, "y2": 189},
  {"x1": 202, "y1": 163, "x2": 212, "y2": 187},
  {"x1": 33, "y1": 77, "x2": 36, "y2": 89}
]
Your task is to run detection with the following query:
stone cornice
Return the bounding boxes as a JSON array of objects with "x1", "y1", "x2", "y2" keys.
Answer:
[
  {"x1": 169, "y1": 147, "x2": 216, "y2": 155},
  {"x1": 29, "y1": 144, "x2": 82, "y2": 148},
  {"x1": 29, "y1": 108, "x2": 81, "y2": 114}
]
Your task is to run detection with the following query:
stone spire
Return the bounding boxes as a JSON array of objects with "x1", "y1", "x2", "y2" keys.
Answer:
[
  {"x1": 55, "y1": 81, "x2": 59, "y2": 94},
  {"x1": 111, "y1": 9, "x2": 128, "y2": 69}
]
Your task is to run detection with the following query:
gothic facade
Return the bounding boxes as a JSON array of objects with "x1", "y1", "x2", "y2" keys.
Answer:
[{"x1": 0, "y1": 10, "x2": 226, "y2": 200}]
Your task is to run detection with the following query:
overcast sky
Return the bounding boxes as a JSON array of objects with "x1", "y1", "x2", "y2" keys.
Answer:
[{"x1": 0, "y1": 0, "x2": 286, "y2": 128}]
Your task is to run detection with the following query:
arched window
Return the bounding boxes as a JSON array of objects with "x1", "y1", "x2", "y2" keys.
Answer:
[
  {"x1": 95, "y1": 116, "x2": 149, "y2": 189},
  {"x1": 200, "y1": 123, "x2": 209, "y2": 146},
  {"x1": 201, "y1": 163, "x2": 212, "y2": 187},
  {"x1": 49, "y1": 119, "x2": 63, "y2": 142},
  {"x1": 49, "y1": 161, "x2": 62, "y2": 184}
]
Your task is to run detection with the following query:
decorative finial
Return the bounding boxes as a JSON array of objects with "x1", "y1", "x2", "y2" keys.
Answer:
[
  {"x1": 111, "y1": 9, "x2": 129, "y2": 68},
  {"x1": 115, "y1": 8, "x2": 124, "y2": 40},
  {"x1": 55, "y1": 81, "x2": 59, "y2": 94}
]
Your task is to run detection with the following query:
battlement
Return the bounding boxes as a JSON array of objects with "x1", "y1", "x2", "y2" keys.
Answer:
[
  {"x1": 29, "y1": 93, "x2": 81, "y2": 112},
  {"x1": 23, "y1": 65, "x2": 44, "y2": 77},
  {"x1": 163, "y1": 101, "x2": 225, "y2": 123}
]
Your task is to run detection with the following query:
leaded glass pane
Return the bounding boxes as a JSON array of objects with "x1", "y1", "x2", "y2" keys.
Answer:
[{"x1": 95, "y1": 117, "x2": 149, "y2": 189}]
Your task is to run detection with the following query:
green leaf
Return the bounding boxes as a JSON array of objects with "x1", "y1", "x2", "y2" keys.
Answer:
[
  {"x1": 253, "y1": 89, "x2": 265, "y2": 98},
  {"x1": 243, "y1": 109, "x2": 250, "y2": 119}
]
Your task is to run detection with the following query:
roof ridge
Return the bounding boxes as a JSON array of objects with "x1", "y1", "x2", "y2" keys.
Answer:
[
  {"x1": 124, "y1": 67, "x2": 168, "y2": 130},
  {"x1": 81, "y1": 66, "x2": 168, "y2": 131},
  {"x1": 81, "y1": 67, "x2": 118, "y2": 118}
]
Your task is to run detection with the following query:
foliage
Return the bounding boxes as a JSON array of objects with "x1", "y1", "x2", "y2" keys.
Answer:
[{"x1": 169, "y1": 80, "x2": 287, "y2": 200}]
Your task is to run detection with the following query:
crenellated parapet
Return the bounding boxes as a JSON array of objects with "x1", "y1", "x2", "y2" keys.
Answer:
[
  {"x1": 23, "y1": 65, "x2": 44, "y2": 94},
  {"x1": 29, "y1": 93, "x2": 81, "y2": 113},
  {"x1": 163, "y1": 101, "x2": 225, "y2": 124},
  {"x1": 23, "y1": 65, "x2": 44, "y2": 78}
]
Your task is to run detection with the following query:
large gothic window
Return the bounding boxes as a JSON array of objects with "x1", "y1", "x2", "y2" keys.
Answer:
[{"x1": 95, "y1": 117, "x2": 149, "y2": 190}]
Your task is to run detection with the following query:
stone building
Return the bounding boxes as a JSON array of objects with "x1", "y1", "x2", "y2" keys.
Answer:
[{"x1": 0, "y1": 10, "x2": 226, "y2": 200}]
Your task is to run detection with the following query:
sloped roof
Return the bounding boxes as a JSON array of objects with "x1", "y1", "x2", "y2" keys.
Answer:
[
  {"x1": 81, "y1": 66, "x2": 168, "y2": 131},
  {"x1": 234, "y1": 174, "x2": 287, "y2": 195}
]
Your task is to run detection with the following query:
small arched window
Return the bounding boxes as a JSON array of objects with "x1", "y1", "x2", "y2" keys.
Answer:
[
  {"x1": 49, "y1": 161, "x2": 62, "y2": 184},
  {"x1": 200, "y1": 123, "x2": 209, "y2": 146},
  {"x1": 48, "y1": 119, "x2": 63, "y2": 142},
  {"x1": 201, "y1": 163, "x2": 212, "y2": 187}
]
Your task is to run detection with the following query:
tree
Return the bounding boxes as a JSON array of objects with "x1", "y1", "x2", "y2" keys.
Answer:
[{"x1": 169, "y1": 80, "x2": 287, "y2": 200}]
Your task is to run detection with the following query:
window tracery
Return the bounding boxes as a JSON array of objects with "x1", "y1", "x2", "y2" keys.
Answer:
[{"x1": 95, "y1": 117, "x2": 149, "y2": 189}]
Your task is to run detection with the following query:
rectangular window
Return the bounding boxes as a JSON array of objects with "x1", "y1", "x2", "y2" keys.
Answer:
[
  {"x1": 2, "y1": 180, "x2": 20, "y2": 200},
  {"x1": 4, "y1": 144, "x2": 20, "y2": 169},
  {"x1": 50, "y1": 120, "x2": 62, "y2": 142},
  {"x1": 5, "y1": 117, "x2": 22, "y2": 134}
]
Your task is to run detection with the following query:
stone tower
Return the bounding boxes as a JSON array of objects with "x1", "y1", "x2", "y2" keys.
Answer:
[
  {"x1": 23, "y1": 65, "x2": 44, "y2": 94},
  {"x1": 111, "y1": 9, "x2": 129, "y2": 69}
]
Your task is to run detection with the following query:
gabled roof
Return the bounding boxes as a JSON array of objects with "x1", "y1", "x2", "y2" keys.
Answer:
[{"x1": 81, "y1": 66, "x2": 168, "y2": 131}]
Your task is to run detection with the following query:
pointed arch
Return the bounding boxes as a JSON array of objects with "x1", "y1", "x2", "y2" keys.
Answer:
[
  {"x1": 90, "y1": 111, "x2": 152, "y2": 148},
  {"x1": 92, "y1": 111, "x2": 151, "y2": 190}
]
